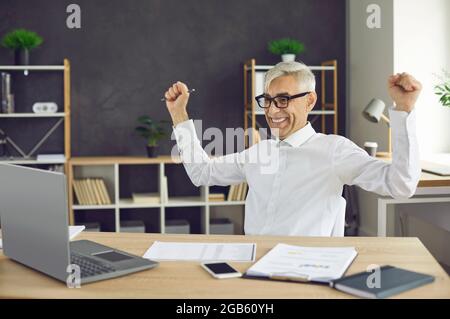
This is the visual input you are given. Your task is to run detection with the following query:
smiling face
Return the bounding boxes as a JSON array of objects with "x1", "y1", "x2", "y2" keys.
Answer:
[{"x1": 264, "y1": 75, "x2": 317, "y2": 140}]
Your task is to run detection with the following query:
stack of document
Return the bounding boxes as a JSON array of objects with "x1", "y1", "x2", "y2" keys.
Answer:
[
  {"x1": 69, "y1": 225, "x2": 85, "y2": 240},
  {"x1": 143, "y1": 241, "x2": 256, "y2": 262},
  {"x1": 132, "y1": 192, "x2": 161, "y2": 204},
  {"x1": 245, "y1": 243, "x2": 357, "y2": 283},
  {"x1": 36, "y1": 154, "x2": 66, "y2": 163}
]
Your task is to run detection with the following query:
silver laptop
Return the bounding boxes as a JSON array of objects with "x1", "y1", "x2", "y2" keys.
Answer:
[
  {"x1": 0, "y1": 163, "x2": 158, "y2": 285},
  {"x1": 421, "y1": 161, "x2": 450, "y2": 176}
]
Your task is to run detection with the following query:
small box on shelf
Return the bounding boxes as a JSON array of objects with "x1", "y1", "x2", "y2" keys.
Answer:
[
  {"x1": 165, "y1": 219, "x2": 190, "y2": 234},
  {"x1": 120, "y1": 220, "x2": 146, "y2": 233},
  {"x1": 210, "y1": 218, "x2": 234, "y2": 235},
  {"x1": 83, "y1": 222, "x2": 101, "y2": 232}
]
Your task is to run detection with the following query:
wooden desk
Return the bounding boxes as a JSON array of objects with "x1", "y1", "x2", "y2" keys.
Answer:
[
  {"x1": 0, "y1": 233, "x2": 449, "y2": 299},
  {"x1": 374, "y1": 157, "x2": 450, "y2": 236}
]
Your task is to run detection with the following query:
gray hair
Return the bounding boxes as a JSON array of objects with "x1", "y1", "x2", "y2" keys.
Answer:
[{"x1": 264, "y1": 61, "x2": 316, "y2": 93}]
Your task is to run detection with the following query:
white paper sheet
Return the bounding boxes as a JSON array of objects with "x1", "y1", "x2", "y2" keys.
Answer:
[
  {"x1": 246, "y1": 243, "x2": 357, "y2": 283},
  {"x1": 143, "y1": 241, "x2": 256, "y2": 262},
  {"x1": 69, "y1": 225, "x2": 85, "y2": 240}
]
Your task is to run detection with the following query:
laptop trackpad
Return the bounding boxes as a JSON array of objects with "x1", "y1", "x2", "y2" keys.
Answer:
[{"x1": 92, "y1": 251, "x2": 133, "y2": 262}]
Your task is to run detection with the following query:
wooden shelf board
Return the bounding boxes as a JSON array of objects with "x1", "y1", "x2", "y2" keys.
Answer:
[
  {"x1": 0, "y1": 113, "x2": 66, "y2": 118},
  {"x1": 119, "y1": 198, "x2": 161, "y2": 208},
  {"x1": 0, "y1": 158, "x2": 66, "y2": 165},
  {"x1": 70, "y1": 156, "x2": 182, "y2": 166},
  {"x1": 0, "y1": 65, "x2": 65, "y2": 71},
  {"x1": 165, "y1": 196, "x2": 206, "y2": 207},
  {"x1": 252, "y1": 65, "x2": 335, "y2": 71},
  {"x1": 208, "y1": 201, "x2": 246, "y2": 206},
  {"x1": 73, "y1": 204, "x2": 116, "y2": 210}
]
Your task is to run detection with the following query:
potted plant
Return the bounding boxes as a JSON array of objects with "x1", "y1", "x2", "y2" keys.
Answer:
[
  {"x1": 1, "y1": 28, "x2": 43, "y2": 65},
  {"x1": 268, "y1": 38, "x2": 305, "y2": 62},
  {"x1": 435, "y1": 70, "x2": 450, "y2": 108},
  {"x1": 135, "y1": 116, "x2": 168, "y2": 157}
]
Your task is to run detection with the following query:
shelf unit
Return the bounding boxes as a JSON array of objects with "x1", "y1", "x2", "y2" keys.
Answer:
[
  {"x1": 243, "y1": 59, "x2": 338, "y2": 146},
  {"x1": 0, "y1": 59, "x2": 71, "y2": 171},
  {"x1": 68, "y1": 156, "x2": 245, "y2": 234},
  {"x1": 0, "y1": 113, "x2": 66, "y2": 118}
]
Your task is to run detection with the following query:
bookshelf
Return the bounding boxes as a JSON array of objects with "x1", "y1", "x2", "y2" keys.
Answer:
[
  {"x1": 68, "y1": 156, "x2": 246, "y2": 234},
  {"x1": 0, "y1": 59, "x2": 71, "y2": 171}
]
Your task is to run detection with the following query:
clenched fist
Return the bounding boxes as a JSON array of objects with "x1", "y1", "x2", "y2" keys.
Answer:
[
  {"x1": 164, "y1": 81, "x2": 190, "y2": 126},
  {"x1": 388, "y1": 73, "x2": 422, "y2": 113}
]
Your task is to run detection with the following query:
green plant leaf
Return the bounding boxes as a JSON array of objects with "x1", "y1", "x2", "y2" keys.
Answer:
[
  {"x1": 135, "y1": 116, "x2": 168, "y2": 145},
  {"x1": 1, "y1": 29, "x2": 43, "y2": 50},
  {"x1": 268, "y1": 38, "x2": 305, "y2": 56},
  {"x1": 137, "y1": 115, "x2": 153, "y2": 126}
]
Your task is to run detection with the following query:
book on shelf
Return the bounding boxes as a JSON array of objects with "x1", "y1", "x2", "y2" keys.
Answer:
[
  {"x1": 79, "y1": 179, "x2": 92, "y2": 204},
  {"x1": 227, "y1": 182, "x2": 247, "y2": 201},
  {"x1": 77, "y1": 179, "x2": 89, "y2": 205},
  {"x1": 72, "y1": 180, "x2": 83, "y2": 205},
  {"x1": 132, "y1": 192, "x2": 161, "y2": 204},
  {"x1": 94, "y1": 179, "x2": 106, "y2": 204},
  {"x1": 72, "y1": 178, "x2": 112, "y2": 206},
  {"x1": 89, "y1": 179, "x2": 102, "y2": 205},
  {"x1": 237, "y1": 183, "x2": 243, "y2": 201},
  {"x1": 99, "y1": 179, "x2": 112, "y2": 204},
  {"x1": 241, "y1": 182, "x2": 248, "y2": 200},
  {"x1": 86, "y1": 179, "x2": 97, "y2": 205},
  {"x1": 208, "y1": 193, "x2": 226, "y2": 202},
  {"x1": 227, "y1": 185, "x2": 235, "y2": 201}
]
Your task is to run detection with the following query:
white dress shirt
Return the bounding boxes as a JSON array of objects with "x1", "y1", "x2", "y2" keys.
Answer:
[{"x1": 173, "y1": 108, "x2": 421, "y2": 236}]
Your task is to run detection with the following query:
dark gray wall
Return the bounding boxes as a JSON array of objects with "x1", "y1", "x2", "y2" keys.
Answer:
[{"x1": 0, "y1": 0, "x2": 346, "y2": 157}]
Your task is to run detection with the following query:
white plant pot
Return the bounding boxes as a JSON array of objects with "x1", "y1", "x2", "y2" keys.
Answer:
[{"x1": 281, "y1": 54, "x2": 296, "y2": 62}]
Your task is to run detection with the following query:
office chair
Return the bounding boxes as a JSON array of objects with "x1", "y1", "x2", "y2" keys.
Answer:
[{"x1": 331, "y1": 197, "x2": 346, "y2": 237}]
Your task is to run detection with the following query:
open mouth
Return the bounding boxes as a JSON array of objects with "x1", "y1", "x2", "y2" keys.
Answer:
[{"x1": 270, "y1": 117, "x2": 289, "y2": 127}]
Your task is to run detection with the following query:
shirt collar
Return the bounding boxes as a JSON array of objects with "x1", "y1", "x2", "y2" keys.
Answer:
[{"x1": 274, "y1": 122, "x2": 316, "y2": 147}]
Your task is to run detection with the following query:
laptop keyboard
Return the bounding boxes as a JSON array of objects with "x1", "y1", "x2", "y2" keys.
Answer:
[{"x1": 70, "y1": 252, "x2": 116, "y2": 278}]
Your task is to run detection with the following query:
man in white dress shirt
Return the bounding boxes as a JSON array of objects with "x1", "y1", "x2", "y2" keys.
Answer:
[{"x1": 163, "y1": 62, "x2": 422, "y2": 237}]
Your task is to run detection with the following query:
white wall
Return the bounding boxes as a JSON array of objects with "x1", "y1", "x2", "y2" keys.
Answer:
[
  {"x1": 347, "y1": 0, "x2": 395, "y2": 235},
  {"x1": 391, "y1": 0, "x2": 450, "y2": 267},
  {"x1": 347, "y1": 0, "x2": 394, "y2": 152},
  {"x1": 347, "y1": 0, "x2": 450, "y2": 237},
  {"x1": 394, "y1": 0, "x2": 450, "y2": 154}
]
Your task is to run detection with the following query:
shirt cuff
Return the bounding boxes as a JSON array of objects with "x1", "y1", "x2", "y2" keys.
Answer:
[
  {"x1": 173, "y1": 119, "x2": 199, "y2": 149},
  {"x1": 388, "y1": 107, "x2": 417, "y2": 137}
]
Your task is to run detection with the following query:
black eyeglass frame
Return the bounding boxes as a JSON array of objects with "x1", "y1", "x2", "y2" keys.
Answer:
[{"x1": 255, "y1": 92, "x2": 311, "y2": 109}]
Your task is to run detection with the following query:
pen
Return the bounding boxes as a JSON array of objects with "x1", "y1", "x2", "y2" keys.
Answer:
[
  {"x1": 161, "y1": 89, "x2": 196, "y2": 102},
  {"x1": 269, "y1": 273, "x2": 310, "y2": 282}
]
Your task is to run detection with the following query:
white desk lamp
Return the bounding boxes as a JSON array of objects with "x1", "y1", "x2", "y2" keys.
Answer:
[{"x1": 362, "y1": 98, "x2": 391, "y2": 158}]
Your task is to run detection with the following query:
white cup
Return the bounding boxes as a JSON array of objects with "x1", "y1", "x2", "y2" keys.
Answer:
[{"x1": 364, "y1": 142, "x2": 378, "y2": 157}]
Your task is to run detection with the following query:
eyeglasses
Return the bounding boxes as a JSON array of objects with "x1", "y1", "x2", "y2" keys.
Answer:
[{"x1": 255, "y1": 92, "x2": 311, "y2": 109}]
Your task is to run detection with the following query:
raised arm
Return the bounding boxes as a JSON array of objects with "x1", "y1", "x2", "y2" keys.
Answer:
[
  {"x1": 333, "y1": 73, "x2": 422, "y2": 199},
  {"x1": 164, "y1": 81, "x2": 246, "y2": 187}
]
